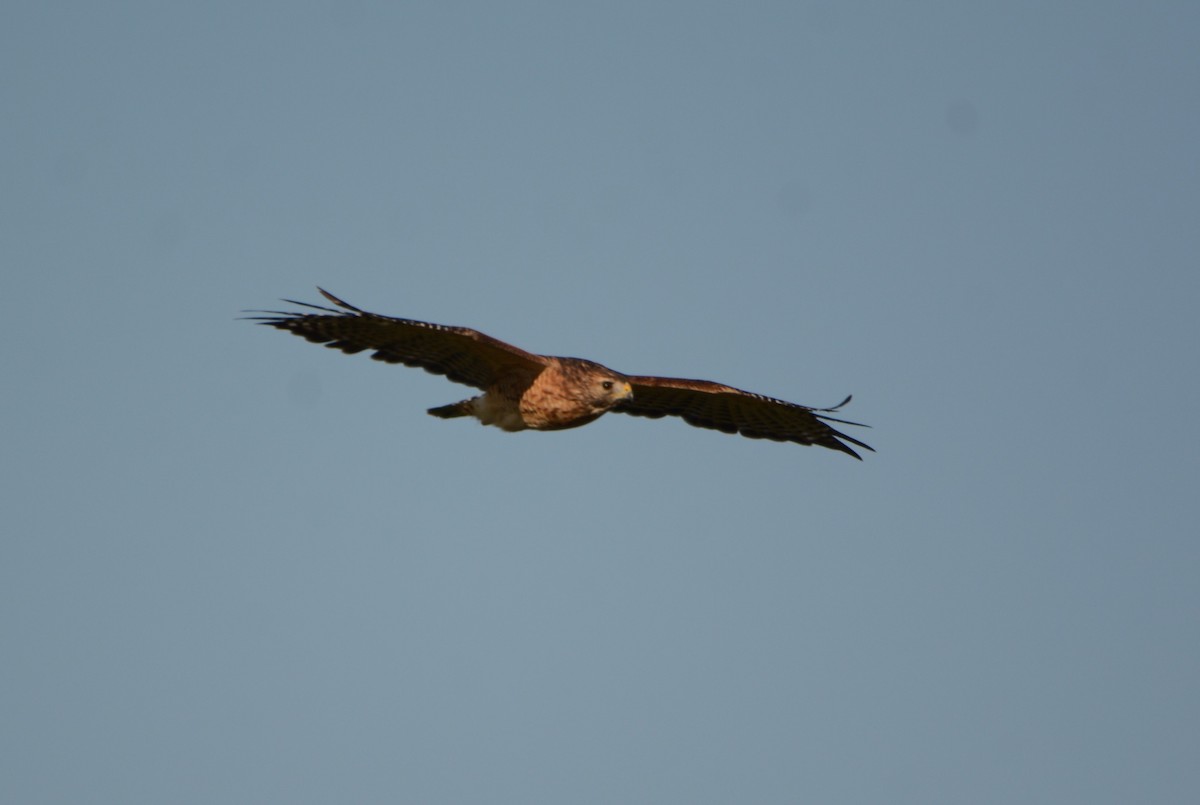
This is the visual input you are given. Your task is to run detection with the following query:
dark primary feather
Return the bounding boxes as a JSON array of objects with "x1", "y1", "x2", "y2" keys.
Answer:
[
  {"x1": 615, "y1": 376, "x2": 873, "y2": 459},
  {"x1": 247, "y1": 288, "x2": 545, "y2": 390}
]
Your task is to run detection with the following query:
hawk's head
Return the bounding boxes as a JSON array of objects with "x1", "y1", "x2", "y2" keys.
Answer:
[
  {"x1": 591, "y1": 375, "x2": 635, "y2": 410},
  {"x1": 558, "y1": 359, "x2": 634, "y2": 413}
]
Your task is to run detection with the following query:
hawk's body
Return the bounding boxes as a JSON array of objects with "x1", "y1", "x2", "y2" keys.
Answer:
[
  {"x1": 251, "y1": 289, "x2": 873, "y2": 459},
  {"x1": 429, "y1": 357, "x2": 633, "y2": 432}
]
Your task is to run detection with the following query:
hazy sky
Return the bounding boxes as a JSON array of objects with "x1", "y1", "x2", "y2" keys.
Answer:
[{"x1": 4, "y1": 2, "x2": 1199, "y2": 803}]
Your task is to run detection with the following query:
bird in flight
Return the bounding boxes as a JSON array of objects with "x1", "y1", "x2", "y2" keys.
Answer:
[{"x1": 250, "y1": 289, "x2": 873, "y2": 459}]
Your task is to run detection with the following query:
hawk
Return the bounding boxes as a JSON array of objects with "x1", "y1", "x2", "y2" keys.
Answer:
[{"x1": 250, "y1": 289, "x2": 873, "y2": 459}]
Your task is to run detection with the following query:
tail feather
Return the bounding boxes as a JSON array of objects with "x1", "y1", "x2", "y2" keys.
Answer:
[{"x1": 428, "y1": 400, "x2": 473, "y2": 419}]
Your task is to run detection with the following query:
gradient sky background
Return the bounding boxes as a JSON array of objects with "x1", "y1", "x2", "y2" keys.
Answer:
[{"x1": 4, "y1": 2, "x2": 1199, "y2": 803}]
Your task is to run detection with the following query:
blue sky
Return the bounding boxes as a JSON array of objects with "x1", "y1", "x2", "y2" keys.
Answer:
[{"x1": 3, "y1": 2, "x2": 1199, "y2": 803}]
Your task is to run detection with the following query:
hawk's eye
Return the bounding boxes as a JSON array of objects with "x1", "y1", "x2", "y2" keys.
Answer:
[{"x1": 601, "y1": 381, "x2": 614, "y2": 390}]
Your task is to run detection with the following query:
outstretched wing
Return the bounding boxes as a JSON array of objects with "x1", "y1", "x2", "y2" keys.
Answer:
[
  {"x1": 248, "y1": 288, "x2": 548, "y2": 390},
  {"x1": 614, "y1": 376, "x2": 873, "y2": 459}
]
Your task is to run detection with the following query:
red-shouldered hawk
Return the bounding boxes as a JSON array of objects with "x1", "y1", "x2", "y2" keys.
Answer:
[{"x1": 250, "y1": 289, "x2": 873, "y2": 459}]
